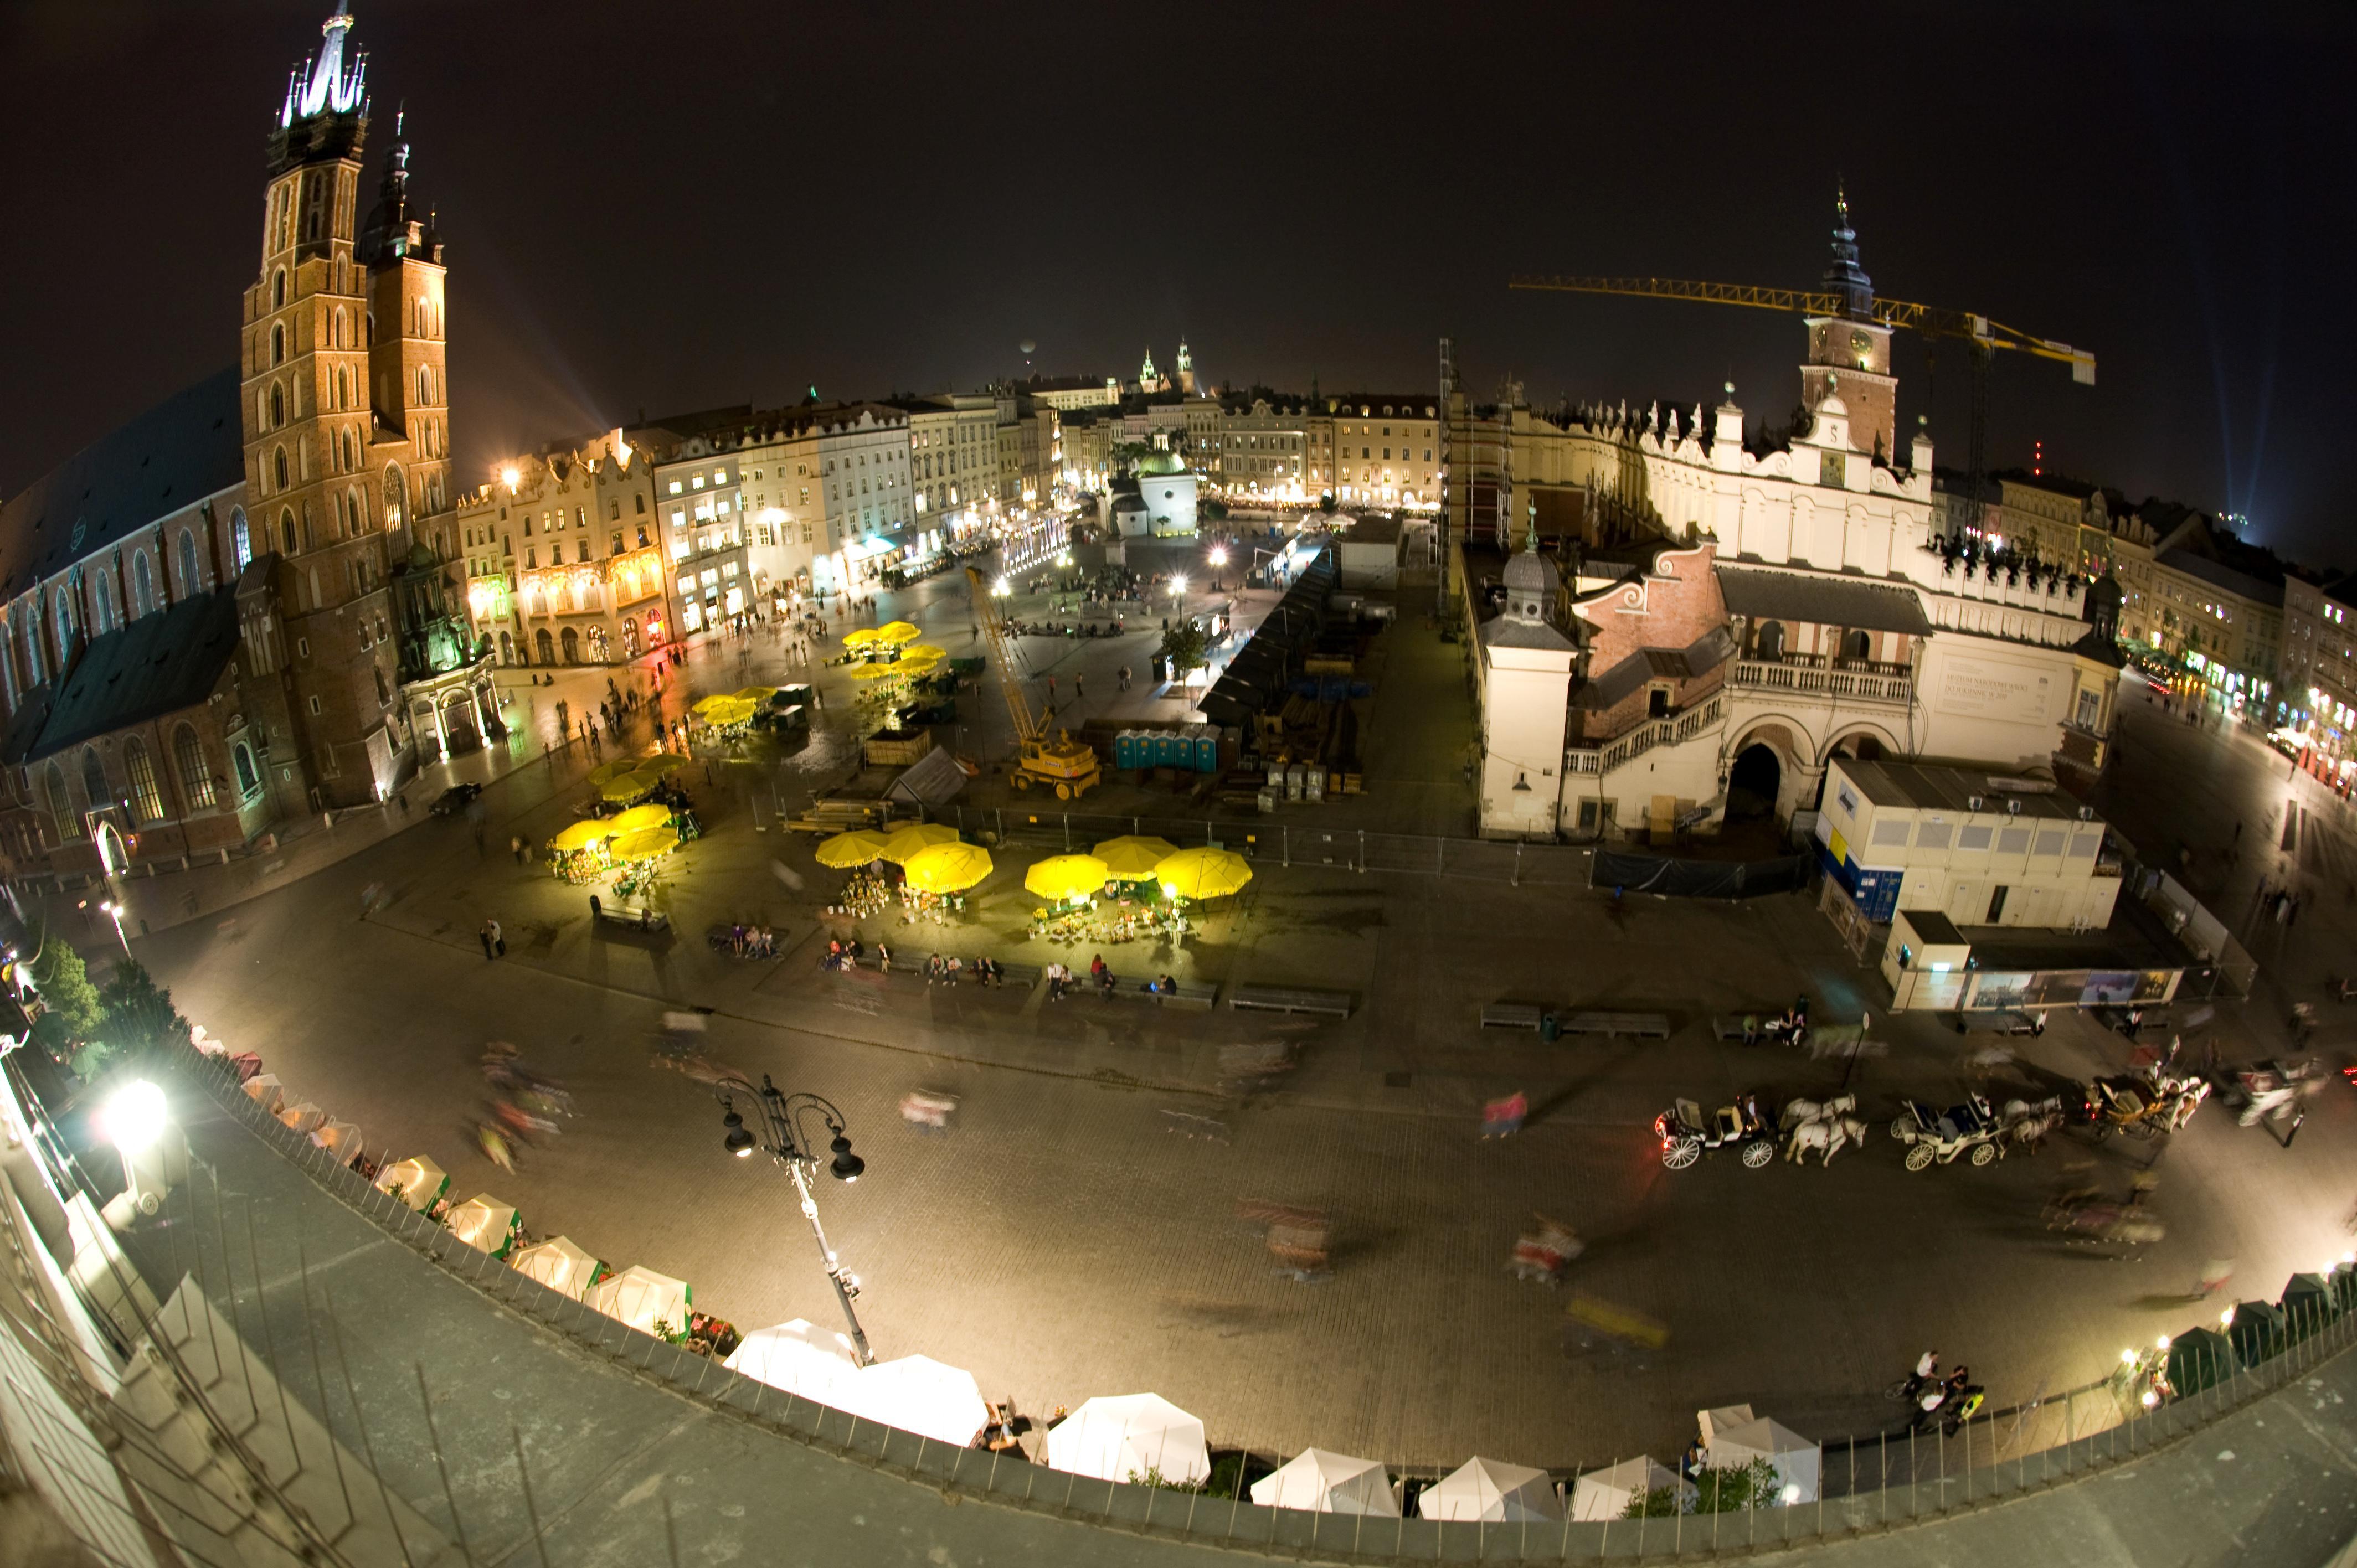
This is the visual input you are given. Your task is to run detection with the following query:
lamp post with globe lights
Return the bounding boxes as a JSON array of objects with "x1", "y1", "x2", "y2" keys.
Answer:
[{"x1": 709, "y1": 1072, "x2": 874, "y2": 1364}]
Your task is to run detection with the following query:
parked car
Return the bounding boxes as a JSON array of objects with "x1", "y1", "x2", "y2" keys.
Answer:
[{"x1": 430, "y1": 782, "x2": 483, "y2": 816}]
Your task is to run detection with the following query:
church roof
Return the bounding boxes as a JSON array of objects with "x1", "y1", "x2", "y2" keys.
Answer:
[
  {"x1": 1502, "y1": 548, "x2": 1560, "y2": 592},
  {"x1": 0, "y1": 369, "x2": 244, "y2": 605},
  {"x1": 23, "y1": 589, "x2": 243, "y2": 763}
]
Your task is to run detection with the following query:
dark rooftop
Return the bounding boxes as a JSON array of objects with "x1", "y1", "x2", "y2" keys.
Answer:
[
  {"x1": 0, "y1": 369, "x2": 245, "y2": 605},
  {"x1": 24, "y1": 587, "x2": 243, "y2": 762}
]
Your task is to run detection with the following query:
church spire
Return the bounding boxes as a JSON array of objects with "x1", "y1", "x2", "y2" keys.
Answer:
[
  {"x1": 280, "y1": 1, "x2": 367, "y2": 128},
  {"x1": 357, "y1": 105, "x2": 415, "y2": 264},
  {"x1": 1821, "y1": 179, "x2": 1875, "y2": 322}
]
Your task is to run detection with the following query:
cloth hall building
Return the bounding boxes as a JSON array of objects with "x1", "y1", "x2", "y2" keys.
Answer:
[{"x1": 0, "y1": 2, "x2": 486, "y2": 882}]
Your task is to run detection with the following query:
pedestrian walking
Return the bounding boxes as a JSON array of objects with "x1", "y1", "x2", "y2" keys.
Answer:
[
  {"x1": 1480, "y1": 1090, "x2": 1529, "y2": 1139},
  {"x1": 1074, "y1": 673, "x2": 1084, "y2": 699},
  {"x1": 1118, "y1": 666, "x2": 1131, "y2": 692},
  {"x1": 479, "y1": 921, "x2": 497, "y2": 960},
  {"x1": 487, "y1": 917, "x2": 505, "y2": 957},
  {"x1": 511, "y1": 834, "x2": 526, "y2": 864}
]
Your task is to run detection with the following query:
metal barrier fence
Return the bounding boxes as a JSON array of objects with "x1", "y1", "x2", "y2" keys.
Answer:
[
  {"x1": 33, "y1": 1041, "x2": 2332, "y2": 1564},
  {"x1": 943, "y1": 805, "x2": 1599, "y2": 886}
]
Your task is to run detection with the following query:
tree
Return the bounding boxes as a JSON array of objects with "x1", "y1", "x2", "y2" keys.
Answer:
[
  {"x1": 1201, "y1": 498, "x2": 1229, "y2": 522},
  {"x1": 1622, "y1": 1459, "x2": 1787, "y2": 1518},
  {"x1": 1159, "y1": 622, "x2": 1208, "y2": 679},
  {"x1": 95, "y1": 961, "x2": 187, "y2": 1058},
  {"x1": 25, "y1": 929, "x2": 104, "y2": 1041}
]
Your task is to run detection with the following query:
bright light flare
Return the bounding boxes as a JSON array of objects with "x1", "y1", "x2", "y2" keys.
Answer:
[
  {"x1": 1169, "y1": 574, "x2": 1188, "y2": 596},
  {"x1": 1207, "y1": 546, "x2": 1228, "y2": 567},
  {"x1": 100, "y1": 1080, "x2": 169, "y2": 1154}
]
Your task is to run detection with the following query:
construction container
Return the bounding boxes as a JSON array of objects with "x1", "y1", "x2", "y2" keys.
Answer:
[
  {"x1": 1285, "y1": 764, "x2": 1306, "y2": 802},
  {"x1": 1305, "y1": 766, "x2": 1326, "y2": 802},
  {"x1": 1258, "y1": 787, "x2": 1278, "y2": 813}
]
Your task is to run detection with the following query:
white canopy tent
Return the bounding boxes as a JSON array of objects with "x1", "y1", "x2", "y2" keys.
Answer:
[
  {"x1": 276, "y1": 1100, "x2": 325, "y2": 1134},
  {"x1": 584, "y1": 1265, "x2": 691, "y2": 1335},
  {"x1": 241, "y1": 1073, "x2": 283, "y2": 1115},
  {"x1": 1705, "y1": 1416, "x2": 1821, "y2": 1505},
  {"x1": 510, "y1": 1237, "x2": 600, "y2": 1300},
  {"x1": 310, "y1": 1120, "x2": 363, "y2": 1165},
  {"x1": 836, "y1": 1354, "x2": 990, "y2": 1446},
  {"x1": 1696, "y1": 1404, "x2": 1754, "y2": 1448},
  {"x1": 1045, "y1": 1393, "x2": 1212, "y2": 1487},
  {"x1": 1571, "y1": 1458, "x2": 1689, "y2": 1521},
  {"x1": 446, "y1": 1194, "x2": 518, "y2": 1256},
  {"x1": 1417, "y1": 1457, "x2": 1563, "y2": 1523},
  {"x1": 724, "y1": 1319, "x2": 861, "y2": 1406},
  {"x1": 375, "y1": 1156, "x2": 447, "y2": 1212},
  {"x1": 1250, "y1": 1449, "x2": 1397, "y2": 1515}
]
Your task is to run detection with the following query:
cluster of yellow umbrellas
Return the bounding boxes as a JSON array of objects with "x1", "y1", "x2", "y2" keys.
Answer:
[
  {"x1": 845, "y1": 621, "x2": 923, "y2": 650},
  {"x1": 548, "y1": 800, "x2": 680, "y2": 859},
  {"x1": 1023, "y1": 839, "x2": 1254, "y2": 904},
  {"x1": 813, "y1": 823, "x2": 995, "y2": 892},
  {"x1": 693, "y1": 689, "x2": 769, "y2": 728},
  {"x1": 585, "y1": 753, "x2": 688, "y2": 804}
]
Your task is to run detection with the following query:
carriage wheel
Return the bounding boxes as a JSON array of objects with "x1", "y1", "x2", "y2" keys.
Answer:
[
  {"x1": 1904, "y1": 1143, "x2": 1936, "y2": 1172},
  {"x1": 1741, "y1": 1139, "x2": 1775, "y2": 1169},
  {"x1": 1662, "y1": 1139, "x2": 1701, "y2": 1170},
  {"x1": 1890, "y1": 1117, "x2": 1916, "y2": 1141},
  {"x1": 1969, "y1": 1142, "x2": 1998, "y2": 1167}
]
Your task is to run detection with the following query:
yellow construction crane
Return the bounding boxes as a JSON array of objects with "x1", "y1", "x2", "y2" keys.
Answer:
[
  {"x1": 963, "y1": 565, "x2": 1102, "y2": 800},
  {"x1": 1509, "y1": 192, "x2": 2092, "y2": 520}
]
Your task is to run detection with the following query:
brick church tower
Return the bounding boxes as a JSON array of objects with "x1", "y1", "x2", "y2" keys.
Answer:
[
  {"x1": 239, "y1": 1, "x2": 451, "y2": 806},
  {"x1": 1798, "y1": 188, "x2": 1897, "y2": 465}
]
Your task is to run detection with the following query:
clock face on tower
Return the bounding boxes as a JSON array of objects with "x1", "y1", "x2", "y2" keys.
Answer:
[{"x1": 1849, "y1": 329, "x2": 1873, "y2": 367}]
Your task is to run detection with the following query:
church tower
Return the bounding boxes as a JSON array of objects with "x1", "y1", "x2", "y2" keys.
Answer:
[
  {"x1": 239, "y1": 2, "x2": 444, "y2": 806},
  {"x1": 1798, "y1": 188, "x2": 1897, "y2": 462}
]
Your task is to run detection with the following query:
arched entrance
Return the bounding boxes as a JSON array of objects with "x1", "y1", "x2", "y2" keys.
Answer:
[
  {"x1": 499, "y1": 630, "x2": 514, "y2": 665},
  {"x1": 439, "y1": 690, "x2": 481, "y2": 755},
  {"x1": 560, "y1": 627, "x2": 580, "y2": 664},
  {"x1": 1824, "y1": 729, "x2": 1893, "y2": 765},
  {"x1": 1726, "y1": 744, "x2": 1782, "y2": 821},
  {"x1": 535, "y1": 628, "x2": 555, "y2": 664}
]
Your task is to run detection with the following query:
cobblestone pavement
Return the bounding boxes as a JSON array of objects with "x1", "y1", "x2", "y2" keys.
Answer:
[{"x1": 60, "y1": 572, "x2": 2357, "y2": 1473}]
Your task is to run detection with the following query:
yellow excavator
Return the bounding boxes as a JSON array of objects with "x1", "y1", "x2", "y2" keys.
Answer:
[{"x1": 964, "y1": 565, "x2": 1101, "y2": 800}]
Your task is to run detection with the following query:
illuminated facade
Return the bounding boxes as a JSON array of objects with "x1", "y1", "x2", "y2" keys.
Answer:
[{"x1": 462, "y1": 431, "x2": 665, "y2": 664}]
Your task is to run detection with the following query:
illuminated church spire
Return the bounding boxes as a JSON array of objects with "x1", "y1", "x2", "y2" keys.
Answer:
[
  {"x1": 280, "y1": 1, "x2": 368, "y2": 128},
  {"x1": 1821, "y1": 179, "x2": 1876, "y2": 323}
]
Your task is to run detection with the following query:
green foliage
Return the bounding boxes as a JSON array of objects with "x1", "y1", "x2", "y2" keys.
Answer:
[
  {"x1": 95, "y1": 962, "x2": 186, "y2": 1057},
  {"x1": 26, "y1": 930, "x2": 104, "y2": 1041},
  {"x1": 1624, "y1": 1459, "x2": 1785, "y2": 1517},
  {"x1": 1201, "y1": 498, "x2": 1229, "y2": 522},
  {"x1": 1124, "y1": 1466, "x2": 1204, "y2": 1493},
  {"x1": 1158, "y1": 623, "x2": 1209, "y2": 678}
]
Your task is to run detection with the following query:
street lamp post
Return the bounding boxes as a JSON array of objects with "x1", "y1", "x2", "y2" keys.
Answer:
[{"x1": 710, "y1": 1072, "x2": 875, "y2": 1364}]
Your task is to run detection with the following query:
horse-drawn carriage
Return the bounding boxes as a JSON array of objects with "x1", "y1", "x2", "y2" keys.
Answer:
[
  {"x1": 1890, "y1": 1095, "x2": 2008, "y2": 1170},
  {"x1": 2076, "y1": 1070, "x2": 2207, "y2": 1141},
  {"x1": 2221, "y1": 1059, "x2": 2322, "y2": 1127},
  {"x1": 1653, "y1": 1095, "x2": 1779, "y2": 1169}
]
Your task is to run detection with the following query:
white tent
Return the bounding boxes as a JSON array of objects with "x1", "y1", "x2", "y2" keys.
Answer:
[
  {"x1": 724, "y1": 1318, "x2": 860, "y2": 1405},
  {"x1": 1250, "y1": 1448, "x2": 1398, "y2": 1515},
  {"x1": 1046, "y1": 1393, "x2": 1212, "y2": 1487},
  {"x1": 375, "y1": 1156, "x2": 447, "y2": 1212},
  {"x1": 1571, "y1": 1458, "x2": 1690, "y2": 1522},
  {"x1": 276, "y1": 1100, "x2": 325, "y2": 1134},
  {"x1": 584, "y1": 1265, "x2": 692, "y2": 1335},
  {"x1": 510, "y1": 1237, "x2": 600, "y2": 1300},
  {"x1": 1705, "y1": 1416, "x2": 1820, "y2": 1505},
  {"x1": 241, "y1": 1073, "x2": 283, "y2": 1115},
  {"x1": 1417, "y1": 1457, "x2": 1563, "y2": 1523},
  {"x1": 446, "y1": 1194, "x2": 518, "y2": 1256},
  {"x1": 310, "y1": 1120, "x2": 363, "y2": 1165},
  {"x1": 836, "y1": 1354, "x2": 990, "y2": 1446},
  {"x1": 1696, "y1": 1404, "x2": 1754, "y2": 1448}
]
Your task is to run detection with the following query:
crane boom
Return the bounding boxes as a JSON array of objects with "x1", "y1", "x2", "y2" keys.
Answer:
[
  {"x1": 963, "y1": 565, "x2": 1103, "y2": 799},
  {"x1": 965, "y1": 565, "x2": 1040, "y2": 747},
  {"x1": 1506, "y1": 274, "x2": 2095, "y2": 384}
]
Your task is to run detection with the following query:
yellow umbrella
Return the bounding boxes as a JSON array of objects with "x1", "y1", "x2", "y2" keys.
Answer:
[
  {"x1": 879, "y1": 823, "x2": 961, "y2": 863},
  {"x1": 1093, "y1": 836, "x2": 1180, "y2": 880},
  {"x1": 1025, "y1": 854, "x2": 1110, "y2": 901},
  {"x1": 609, "y1": 827, "x2": 678, "y2": 861},
  {"x1": 700, "y1": 697, "x2": 758, "y2": 726},
  {"x1": 550, "y1": 819, "x2": 617, "y2": 852},
  {"x1": 851, "y1": 664, "x2": 903, "y2": 682},
  {"x1": 609, "y1": 802, "x2": 673, "y2": 834},
  {"x1": 588, "y1": 758, "x2": 635, "y2": 786},
  {"x1": 692, "y1": 692, "x2": 740, "y2": 718},
  {"x1": 1155, "y1": 847, "x2": 1253, "y2": 900},
  {"x1": 600, "y1": 772, "x2": 659, "y2": 804},
  {"x1": 731, "y1": 685, "x2": 776, "y2": 704},
  {"x1": 876, "y1": 621, "x2": 922, "y2": 644},
  {"x1": 903, "y1": 842, "x2": 994, "y2": 894},
  {"x1": 644, "y1": 752, "x2": 693, "y2": 775},
  {"x1": 843, "y1": 627, "x2": 884, "y2": 648},
  {"x1": 900, "y1": 644, "x2": 949, "y2": 663},
  {"x1": 815, "y1": 829, "x2": 891, "y2": 868}
]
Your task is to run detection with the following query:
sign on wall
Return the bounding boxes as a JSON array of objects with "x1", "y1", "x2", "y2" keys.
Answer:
[{"x1": 1936, "y1": 655, "x2": 2054, "y2": 726}]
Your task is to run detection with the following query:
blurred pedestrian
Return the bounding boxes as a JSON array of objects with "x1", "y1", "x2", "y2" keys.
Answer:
[{"x1": 1480, "y1": 1090, "x2": 1529, "y2": 1139}]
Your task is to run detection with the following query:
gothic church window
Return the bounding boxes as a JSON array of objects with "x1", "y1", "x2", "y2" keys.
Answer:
[
  {"x1": 269, "y1": 384, "x2": 284, "y2": 426},
  {"x1": 80, "y1": 749, "x2": 108, "y2": 818},
  {"x1": 174, "y1": 725, "x2": 214, "y2": 811},
  {"x1": 233, "y1": 744, "x2": 260, "y2": 799},
  {"x1": 271, "y1": 324, "x2": 285, "y2": 365},
  {"x1": 45, "y1": 764, "x2": 77, "y2": 842},
  {"x1": 124, "y1": 740, "x2": 163, "y2": 823},
  {"x1": 133, "y1": 554, "x2": 153, "y2": 617}
]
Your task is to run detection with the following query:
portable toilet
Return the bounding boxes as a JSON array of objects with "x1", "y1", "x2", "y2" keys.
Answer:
[
  {"x1": 1156, "y1": 731, "x2": 1182, "y2": 767},
  {"x1": 1114, "y1": 731, "x2": 1140, "y2": 770},
  {"x1": 1191, "y1": 726, "x2": 1219, "y2": 772}
]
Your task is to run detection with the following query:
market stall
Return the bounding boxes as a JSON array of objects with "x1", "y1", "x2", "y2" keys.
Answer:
[
  {"x1": 511, "y1": 1236, "x2": 602, "y2": 1301},
  {"x1": 375, "y1": 1156, "x2": 449, "y2": 1213},
  {"x1": 1250, "y1": 1449, "x2": 1398, "y2": 1515},
  {"x1": 446, "y1": 1194, "x2": 521, "y2": 1257},
  {"x1": 1044, "y1": 1392, "x2": 1211, "y2": 1486},
  {"x1": 584, "y1": 1264, "x2": 692, "y2": 1336}
]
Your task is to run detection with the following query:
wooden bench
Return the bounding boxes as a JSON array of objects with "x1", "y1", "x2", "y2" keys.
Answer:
[
  {"x1": 590, "y1": 898, "x2": 671, "y2": 935},
  {"x1": 1561, "y1": 1010, "x2": 1672, "y2": 1040},
  {"x1": 1231, "y1": 985, "x2": 1351, "y2": 1019},
  {"x1": 1101, "y1": 976, "x2": 1217, "y2": 1010},
  {"x1": 1712, "y1": 1014, "x2": 1787, "y2": 1042},
  {"x1": 848, "y1": 955, "x2": 1042, "y2": 991},
  {"x1": 1482, "y1": 1002, "x2": 1546, "y2": 1031}
]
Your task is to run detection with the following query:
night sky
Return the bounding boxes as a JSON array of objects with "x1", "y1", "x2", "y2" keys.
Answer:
[{"x1": 5, "y1": 3, "x2": 2352, "y2": 560}]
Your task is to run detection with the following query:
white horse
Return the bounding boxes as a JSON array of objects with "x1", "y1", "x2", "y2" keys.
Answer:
[
  {"x1": 1787, "y1": 1114, "x2": 1869, "y2": 1165},
  {"x1": 1999, "y1": 1096, "x2": 2065, "y2": 1154},
  {"x1": 1782, "y1": 1094, "x2": 1857, "y2": 1128}
]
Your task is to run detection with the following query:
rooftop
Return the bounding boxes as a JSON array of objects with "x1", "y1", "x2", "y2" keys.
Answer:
[
  {"x1": 1834, "y1": 757, "x2": 2099, "y2": 823},
  {"x1": 0, "y1": 369, "x2": 245, "y2": 604},
  {"x1": 17, "y1": 586, "x2": 243, "y2": 763}
]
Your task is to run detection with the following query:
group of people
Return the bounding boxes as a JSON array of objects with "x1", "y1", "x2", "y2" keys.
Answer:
[
  {"x1": 1738, "y1": 994, "x2": 1812, "y2": 1048},
  {"x1": 924, "y1": 952, "x2": 1007, "y2": 987},
  {"x1": 821, "y1": 937, "x2": 870, "y2": 971},
  {"x1": 1903, "y1": 1351, "x2": 1985, "y2": 1436},
  {"x1": 714, "y1": 924, "x2": 778, "y2": 959}
]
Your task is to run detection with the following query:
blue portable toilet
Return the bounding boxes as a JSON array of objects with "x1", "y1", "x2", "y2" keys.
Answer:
[
  {"x1": 1155, "y1": 731, "x2": 1181, "y2": 766},
  {"x1": 1191, "y1": 726, "x2": 1218, "y2": 772},
  {"x1": 1115, "y1": 731, "x2": 1140, "y2": 770}
]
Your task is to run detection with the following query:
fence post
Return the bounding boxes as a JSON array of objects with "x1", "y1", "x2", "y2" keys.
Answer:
[
  {"x1": 1513, "y1": 842, "x2": 1522, "y2": 888},
  {"x1": 1282, "y1": 827, "x2": 1290, "y2": 868},
  {"x1": 1358, "y1": 828, "x2": 1367, "y2": 874},
  {"x1": 1062, "y1": 813, "x2": 1071, "y2": 851}
]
